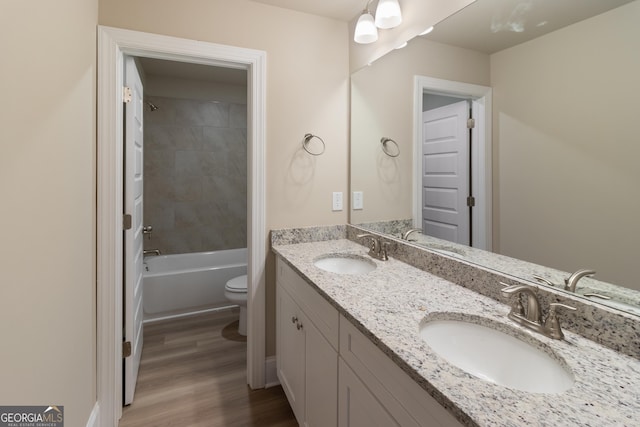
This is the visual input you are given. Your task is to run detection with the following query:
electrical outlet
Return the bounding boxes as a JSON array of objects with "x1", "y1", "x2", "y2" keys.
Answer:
[
  {"x1": 353, "y1": 191, "x2": 363, "y2": 210},
  {"x1": 332, "y1": 192, "x2": 343, "y2": 211}
]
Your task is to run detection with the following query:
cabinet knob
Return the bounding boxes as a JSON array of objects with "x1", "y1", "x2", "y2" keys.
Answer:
[
  {"x1": 296, "y1": 322, "x2": 303, "y2": 331},
  {"x1": 291, "y1": 316, "x2": 298, "y2": 324}
]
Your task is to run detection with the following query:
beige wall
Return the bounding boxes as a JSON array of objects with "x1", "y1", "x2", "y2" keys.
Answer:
[
  {"x1": 351, "y1": 38, "x2": 490, "y2": 224},
  {"x1": 100, "y1": 0, "x2": 350, "y2": 355},
  {"x1": 0, "y1": 0, "x2": 98, "y2": 425},
  {"x1": 491, "y1": 0, "x2": 640, "y2": 289},
  {"x1": 100, "y1": 0, "x2": 350, "y2": 229}
]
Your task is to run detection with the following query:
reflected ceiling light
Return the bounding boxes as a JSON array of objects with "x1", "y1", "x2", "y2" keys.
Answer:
[
  {"x1": 354, "y1": 8, "x2": 378, "y2": 44},
  {"x1": 395, "y1": 42, "x2": 408, "y2": 49},
  {"x1": 375, "y1": 0, "x2": 403, "y2": 29},
  {"x1": 419, "y1": 26, "x2": 434, "y2": 36}
]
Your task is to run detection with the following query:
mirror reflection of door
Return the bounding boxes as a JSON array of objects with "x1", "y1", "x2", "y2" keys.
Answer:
[{"x1": 421, "y1": 99, "x2": 472, "y2": 245}]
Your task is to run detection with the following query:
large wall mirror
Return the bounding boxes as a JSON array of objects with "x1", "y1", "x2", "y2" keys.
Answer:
[{"x1": 350, "y1": 0, "x2": 640, "y2": 316}]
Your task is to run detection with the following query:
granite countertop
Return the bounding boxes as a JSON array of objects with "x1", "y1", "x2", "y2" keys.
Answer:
[
  {"x1": 272, "y1": 239, "x2": 640, "y2": 427},
  {"x1": 407, "y1": 233, "x2": 640, "y2": 312}
]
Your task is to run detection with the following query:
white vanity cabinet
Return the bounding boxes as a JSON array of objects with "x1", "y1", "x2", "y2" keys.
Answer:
[
  {"x1": 276, "y1": 256, "x2": 462, "y2": 427},
  {"x1": 339, "y1": 316, "x2": 463, "y2": 427},
  {"x1": 276, "y1": 257, "x2": 339, "y2": 427},
  {"x1": 338, "y1": 358, "x2": 402, "y2": 427}
]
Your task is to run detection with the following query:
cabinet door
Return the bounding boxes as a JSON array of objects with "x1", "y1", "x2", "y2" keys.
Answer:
[
  {"x1": 277, "y1": 286, "x2": 306, "y2": 423},
  {"x1": 338, "y1": 359, "x2": 400, "y2": 427},
  {"x1": 304, "y1": 320, "x2": 338, "y2": 427}
]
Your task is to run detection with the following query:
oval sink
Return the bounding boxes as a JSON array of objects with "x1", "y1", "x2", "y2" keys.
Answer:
[
  {"x1": 313, "y1": 253, "x2": 376, "y2": 275},
  {"x1": 420, "y1": 319, "x2": 574, "y2": 393}
]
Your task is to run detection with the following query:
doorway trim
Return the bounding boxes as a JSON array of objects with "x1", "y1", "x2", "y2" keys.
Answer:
[
  {"x1": 97, "y1": 26, "x2": 266, "y2": 426},
  {"x1": 413, "y1": 75, "x2": 492, "y2": 251}
]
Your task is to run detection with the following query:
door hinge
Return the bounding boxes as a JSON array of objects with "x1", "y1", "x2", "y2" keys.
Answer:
[
  {"x1": 123, "y1": 86, "x2": 132, "y2": 104},
  {"x1": 467, "y1": 118, "x2": 476, "y2": 129},
  {"x1": 123, "y1": 341, "x2": 132, "y2": 358},
  {"x1": 123, "y1": 214, "x2": 132, "y2": 230},
  {"x1": 467, "y1": 196, "x2": 476, "y2": 207}
]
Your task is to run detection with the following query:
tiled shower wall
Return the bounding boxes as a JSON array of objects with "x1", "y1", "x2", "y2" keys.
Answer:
[{"x1": 143, "y1": 95, "x2": 247, "y2": 254}]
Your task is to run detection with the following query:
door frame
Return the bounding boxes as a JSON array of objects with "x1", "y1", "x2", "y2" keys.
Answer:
[
  {"x1": 413, "y1": 75, "x2": 492, "y2": 250},
  {"x1": 97, "y1": 26, "x2": 266, "y2": 426}
]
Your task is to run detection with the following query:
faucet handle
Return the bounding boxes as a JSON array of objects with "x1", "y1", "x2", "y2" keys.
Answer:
[
  {"x1": 548, "y1": 303, "x2": 577, "y2": 314},
  {"x1": 500, "y1": 282, "x2": 526, "y2": 316},
  {"x1": 357, "y1": 233, "x2": 375, "y2": 247},
  {"x1": 357, "y1": 233, "x2": 381, "y2": 258},
  {"x1": 532, "y1": 275, "x2": 558, "y2": 287},
  {"x1": 380, "y1": 241, "x2": 390, "y2": 261},
  {"x1": 500, "y1": 282, "x2": 537, "y2": 295},
  {"x1": 544, "y1": 303, "x2": 577, "y2": 340}
]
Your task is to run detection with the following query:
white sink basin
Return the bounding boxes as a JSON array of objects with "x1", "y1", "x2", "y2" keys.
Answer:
[
  {"x1": 420, "y1": 319, "x2": 574, "y2": 393},
  {"x1": 313, "y1": 254, "x2": 376, "y2": 275}
]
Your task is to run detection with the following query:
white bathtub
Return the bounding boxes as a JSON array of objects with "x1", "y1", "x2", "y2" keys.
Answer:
[{"x1": 143, "y1": 248, "x2": 247, "y2": 322}]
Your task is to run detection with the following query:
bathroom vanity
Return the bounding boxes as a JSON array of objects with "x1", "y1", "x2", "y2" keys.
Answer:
[
  {"x1": 272, "y1": 228, "x2": 640, "y2": 427},
  {"x1": 276, "y1": 255, "x2": 461, "y2": 427}
]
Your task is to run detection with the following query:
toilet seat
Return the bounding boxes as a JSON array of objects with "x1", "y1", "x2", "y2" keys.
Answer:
[
  {"x1": 224, "y1": 274, "x2": 248, "y2": 336},
  {"x1": 225, "y1": 274, "x2": 247, "y2": 293}
]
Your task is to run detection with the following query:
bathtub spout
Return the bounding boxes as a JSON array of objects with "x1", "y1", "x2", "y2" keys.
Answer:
[{"x1": 143, "y1": 249, "x2": 161, "y2": 256}]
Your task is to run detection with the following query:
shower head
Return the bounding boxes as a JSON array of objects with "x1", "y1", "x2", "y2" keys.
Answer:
[{"x1": 146, "y1": 101, "x2": 158, "y2": 111}]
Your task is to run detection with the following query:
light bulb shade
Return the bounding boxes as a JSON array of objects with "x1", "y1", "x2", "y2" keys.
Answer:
[
  {"x1": 419, "y1": 26, "x2": 434, "y2": 36},
  {"x1": 354, "y1": 12, "x2": 378, "y2": 44},
  {"x1": 375, "y1": 0, "x2": 402, "y2": 29}
]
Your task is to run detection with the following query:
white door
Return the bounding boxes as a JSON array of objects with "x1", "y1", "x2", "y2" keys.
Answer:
[
  {"x1": 421, "y1": 100, "x2": 470, "y2": 245},
  {"x1": 123, "y1": 56, "x2": 144, "y2": 405}
]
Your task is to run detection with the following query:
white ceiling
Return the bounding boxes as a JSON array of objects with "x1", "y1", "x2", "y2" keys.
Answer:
[
  {"x1": 253, "y1": 0, "x2": 635, "y2": 53},
  {"x1": 139, "y1": 0, "x2": 636, "y2": 82},
  {"x1": 250, "y1": 0, "x2": 363, "y2": 21},
  {"x1": 423, "y1": 0, "x2": 635, "y2": 54}
]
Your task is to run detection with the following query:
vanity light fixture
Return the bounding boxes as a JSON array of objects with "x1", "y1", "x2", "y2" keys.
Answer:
[
  {"x1": 419, "y1": 26, "x2": 434, "y2": 36},
  {"x1": 354, "y1": 7, "x2": 378, "y2": 44},
  {"x1": 354, "y1": 0, "x2": 403, "y2": 44},
  {"x1": 375, "y1": 0, "x2": 403, "y2": 29},
  {"x1": 395, "y1": 41, "x2": 408, "y2": 49}
]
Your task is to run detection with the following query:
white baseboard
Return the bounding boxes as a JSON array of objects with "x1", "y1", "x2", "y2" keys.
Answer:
[
  {"x1": 264, "y1": 356, "x2": 280, "y2": 388},
  {"x1": 86, "y1": 402, "x2": 100, "y2": 427}
]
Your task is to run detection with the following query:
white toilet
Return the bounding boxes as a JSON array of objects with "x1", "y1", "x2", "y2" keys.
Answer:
[{"x1": 224, "y1": 274, "x2": 247, "y2": 336}]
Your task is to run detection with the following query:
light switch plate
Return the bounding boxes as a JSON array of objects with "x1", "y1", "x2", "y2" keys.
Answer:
[
  {"x1": 332, "y1": 192, "x2": 343, "y2": 211},
  {"x1": 353, "y1": 191, "x2": 363, "y2": 210}
]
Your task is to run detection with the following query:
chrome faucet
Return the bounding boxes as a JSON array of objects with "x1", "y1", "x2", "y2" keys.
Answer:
[
  {"x1": 501, "y1": 283, "x2": 576, "y2": 340},
  {"x1": 564, "y1": 269, "x2": 595, "y2": 292},
  {"x1": 143, "y1": 249, "x2": 161, "y2": 256},
  {"x1": 357, "y1": 233, "x2": 389, "y2": 261},
  {"x1": 401, "y1": 228, "x2": 423, "y2": 241}
]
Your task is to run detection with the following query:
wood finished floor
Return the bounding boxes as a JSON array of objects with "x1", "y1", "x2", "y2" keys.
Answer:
[{"x1": 119, "y1": 309, "x2": 298, "y2": 427}]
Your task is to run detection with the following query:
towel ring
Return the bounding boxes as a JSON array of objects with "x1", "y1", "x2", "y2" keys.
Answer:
[
  {"x1": 381, "y1": 137, "x2": 400, "y2": 157},
  {"x1": 302, "y1": 133, "x2": 325, "y2": 156}
]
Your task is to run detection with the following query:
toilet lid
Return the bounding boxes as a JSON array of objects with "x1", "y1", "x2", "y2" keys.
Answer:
[{"x1": 225, "y1": 275, "x2": 247, "y2": 293}]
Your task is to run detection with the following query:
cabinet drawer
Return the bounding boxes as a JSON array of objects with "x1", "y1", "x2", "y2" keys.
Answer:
[
  {"x1": 277, "y1": 257, "x2": 339, "y2": 349},
  {"x1": 339, "y1": 315, "x2": 463, "y2": 427}
]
